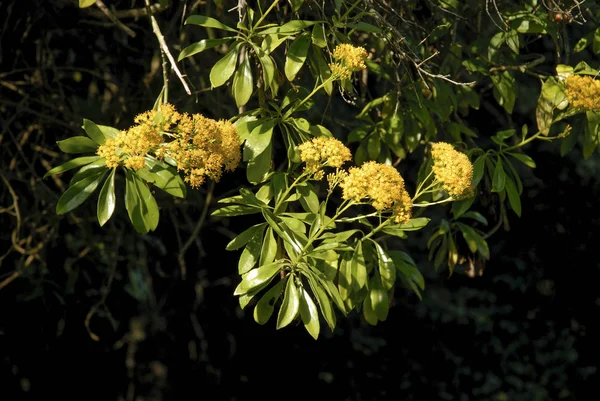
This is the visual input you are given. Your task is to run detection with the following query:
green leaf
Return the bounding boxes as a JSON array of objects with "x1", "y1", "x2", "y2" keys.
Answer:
[
  {"x1": 337, "y1": 252, "x2": 353, "y2": 301},
  {"x1": 299, "y1": 288, "x2": 320, "y2": 339},
  {"x1": 352, "y1": 241, "x2": 367, "y2": 290},
  {"x1": 253, "y1": 279, "x2": 286, "y2": 324},
  {"x1": 472, "y1": 154, "x2": 486, "y2": 187},
  {"x1": 390, "y1": 250, "x2": 424, "y2": 298},
  {"x1": 492, "y1": 158, "x2": 506, "y2": 192},
  {"x1": 258, "y1": 20, "x2": 317, "y2": 35},
  {"x1": 285, "y1": 33, "x2": 311, "y2": 81},
  {"x1": 452, "y1": 195, "x2": 475, "y2": 219},
  {"x1": 83, "y1": 119, "x2": 108, "y2": 145},
  {"x1": 491, "y1": 71, "x2": 516, "y2": 114},
  {"x1": 252, "y1": 44, "x2": 276, "y2": 93},
  {"x1": 362, "y1": 295, "x2": 378, "y2": 325},
  {"x1": 263, "y1": 210, "x2": 304, "y2": 256},
  {"x1": 79, "y1": 0, "x2": 96, "y2": 8},
  {"x1": 44, "y1": 156, "x2": 102, "y2": 178},
  {"x1": 70, "y1": 159, "x2": 107, "y2": 185},
  {"x1": 185, "y1": 15, "x2": 237, "y2": 32},
  {"x1": 212, "y1": 204, "x2": 261, "y2": 217},
  {"x1": 455, "y1": 222, "x2": 490, "y2": 259},
  {"x1": 226, "y1": 223, "x2": 265, "y2": 251},
  {"x1": 57, "y1": 136, "x2": 98, "y2": 154},
  {"x1": 97, "y1": 168, "x2": 116, "y2": 226},
  {"x1": 396, "y1": 217, "x2": 430, "y2": 231},
  {"x1": 243, "y1": 119, "x2": 275, "y2": 161},
  {"x1": 124, "y1": 170, "x2": 160, "y2": 234},
  {"x1": 373, "y1": 241, "x2": 395, "y2": 291},
  {"x1": 309, "y1": 44, "x2": 332, "y2": 95},
  {"x1": 246, "y1": 143, "x2": 272, "y2": 184},
  {"x1": 594, "y1": 27, "x2": 600, "y2": 55},
  {"x1": 311, "y1": 24, "x2": 326, "y2": 48},
  {"x1": 136, "y1": 156, "x2": 186, "y2": 198},
  {"x1": 259, "y1": 227, "x2": 277, "y2": 265},
  {"x1": 235, "y1": 261, "x2": 284, "y2": 295},
  {"x1": 508, "y1": 152, "x2": 536, "y2": 168},
  {"x1": 505, "y1": 30, "x2": 519, "y2": 54},
  {"x1": 276, "y1": 276, "x2": 300, "y2": 329},
  {"x1": 233, "y1": 55, "x2": 254, "y2": 108},
  {"x1": 209, "y1": 44, "x2": 239, "y2": 88},
  {"x1": 237, "y1": 225, "x2": 266, "y2": 274},
  {"x1": 297, "y1": 183, "x2": 319, "y2": 214},
  {"x1": 346, "y1": 21, "x2": 381, "y2": 33},
  {"x1": 505, "y1": 177, "x2": 522, "y2": 217},
  {"x1": 56, "y1": 168, "x2": 107, "y2": 215},
  {"x1": 536, "y1": 77, "x2": 568, "y2": 135},
  {"x1": 304, "y1": 270, "x2": 336, "y2": 331},
  {"x1": 178, "y1": 38, "x2": 233, "y2": 61},
  {"x1": 369, "y1": 275, "x2": 389, "y2": 321},
  {"x1": 289, "y1": 0, "x2": 304, "y2": 12}
]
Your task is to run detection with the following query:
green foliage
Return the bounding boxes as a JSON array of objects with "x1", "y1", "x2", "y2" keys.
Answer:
[{"x1": 44, "y1": 0, "x2": 600, "y2": 340}]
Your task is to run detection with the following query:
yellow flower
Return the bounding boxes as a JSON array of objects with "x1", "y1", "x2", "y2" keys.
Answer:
[
  {"x1": 565, "y1": 75, "x2": 600, "y2": 110},
  {"x1": 328, "y1": 63, "x2": 351, "y2": 80},
  {"x1": 340, "y1": 161, "x2": 412, "y2": 223},
  {"x1": 332, "y1": 44, "x2": 368, "y2": 72},
  {"x1": 95, "y1": 103, "x2": 241, "y2": 187},
  {"x1": 298, "y1": 137, "x2": 352, "y2": 177},
  {"x1": 430, "y1": 142, "x2": 473, "y2": 198}
]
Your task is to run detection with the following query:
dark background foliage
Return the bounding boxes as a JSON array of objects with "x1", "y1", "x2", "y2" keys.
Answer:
[{"x1": 1, "y1": 1, "x2": 599, "y2": 400}]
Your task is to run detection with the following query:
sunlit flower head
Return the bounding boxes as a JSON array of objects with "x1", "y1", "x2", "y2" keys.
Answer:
[
  {"x1": 332, "y1": 44, "x2": 368, "y2": 72},
  {"x1": 96, "y1": 104, "x2": 241, "y2": 186},
  {"x1": 430, "y1": 142, "x2": 473, "y2": 198},
  {"x1": 298, "y1": 137, "x2": 352, "y2": 178},
  {"x1": 340, "y1": 161, "x2": 412, "y2": 223},
  {"x1": 565, "y1": 75, "x2": 600, "y2": 111}
]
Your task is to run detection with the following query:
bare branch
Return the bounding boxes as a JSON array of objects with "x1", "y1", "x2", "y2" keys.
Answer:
[{"x1": 95, "y1": 0, "x2": 136, "y2": 38}]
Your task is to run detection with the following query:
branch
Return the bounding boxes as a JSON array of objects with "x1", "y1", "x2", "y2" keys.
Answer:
[
  {"x1": 144, "y1": 0, "x2": 192, "y2": 96},
  {"x1": 95, "y1": 0, "x2": 137, "y2": 38},
  {"x1": 87, "y1": 2, "x2": 166, "y2": 20}
]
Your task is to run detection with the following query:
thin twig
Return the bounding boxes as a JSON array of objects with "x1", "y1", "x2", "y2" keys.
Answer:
[
  {"x1": 95, "y1": 0, "x2": 137, "y2": 38},
  {"x1": 417, "y1": 67, "x2": 476, "y2": 87},
  {"x1": 87, "y1": 2, "x2": 166, "y2": 19},
  {"x1": 144, "y1": 0, "x2": 192, "y2": 96},
  {"x1": 177, "y1": 181, "x2": 215, "y2": 279}
]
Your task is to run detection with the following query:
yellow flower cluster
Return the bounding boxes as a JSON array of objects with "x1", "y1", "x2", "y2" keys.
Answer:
[
  {"x1": 340, "y1": 161, "x2": 412, "y2": 224},
  {"x1": 96, "y1": 104, "x2": 241, "y2": 188},
  {"x1": 329, "y1": 44, "x2": 368, "y2": 80},
  {"x1": 97, "y1": 104, "x2": 178, "y2": 169},
  {"x1": 166, "y1": 114, "x2": 241, "y2": 188},
  {"x1": 430, "y1": 142, "x2": 473, "y2": 198},
  {"x1": 565, "y1": 75, "x2": 600, "y2": 110},
  {"x1": 298, "y1": 137, "x2": 352, "y2": 179}
]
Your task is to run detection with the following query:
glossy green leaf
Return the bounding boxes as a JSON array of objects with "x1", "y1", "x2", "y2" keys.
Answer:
[
  {"x1": 337, "y1": 252, "x2": 353, "y2": 300},
  {"x1": 253, "y1": 279, "x2": 286, "y2": 324},
  {"x1": 263, "y1": 210, "x2": 304, "y2": 256},
  {"x1": 246, "y1": 143, "x2": 272, "y2": 184},
  {"x1": 276, "y1": 276, "x2": 300, "y2": 329},
  {"x1": 57, "y1": 136, "x2": 98, "y2": 153},
  {"x1": 56, "y1": 168, "x2": 107, "y2": 215},
  {"x1": 492, "y1": 158, "x2": 506, "y2": 192},
  {"x1": 44, "y1": 156, "x2": 102, "y2": 178},
  {"x1": 289, "y1": 0, "x2": 304, "y2": 12},
  {"x1": 303, "y1": 270, "x2": 336, "y2": 330},
  {"x1": 452, "y1": 195, "x2": 475, "y2": 219},
  {"x1": 234, "y1": 260, "x2": 284, "y2": 295},
  {"x1": 311, "y1": 24, "x2": 326, "y2": 48},
  {"x1": 285, "y1": 33, "x2": 311, "y2": 81},
  {"x1": 369, "y1": 275, "x2": 389, "y2": 321},
  {"x1": 373, "y1": 241, "x2": 395, "y2": 291},
  {"x1": 299, "y1": 288, "x2": 320, "y2": 339},
  {"x1": 136, "y1": 156, "x2": 186, "y2": 198},
  {"x1": 508, "y1": 152, "x2": 536, "y2": 168},
  {"x1": 178, "y1": 38, "x2": 233, "y2": 61},
  {"x1": 185, "y1": 15, "x2": 237, "y2": 32},
  {"x1": 212, "y1": 204, "x2": 261, "y2": 216},
  {"x1": 83, "y1": 119, "x2": 108, "y2": 145},
  {"x1": 352, "y1": 242, "x2": 367, "y2": 290},
  {"x1": 226, "y1": 223, "x2": 265, "y2": 251},
  {"x1": 455, "y1": 222, "x2": 490, "y2": 259},
  {"x1": 309, "y1": 44, "x2": 332, "y2": 95},
  {"x1": 251, "y1": 44, "x2": 276, "y2": 92},
  {"x1": 97, "y1": 168, "x2": 116, "y2": 226},
  {"x1": 259, "y1": 227, "x2": 277, "y2": 265},
  {"x1": 362, "y1": 293, "x2": 378, "y2": 325},
  {"x1": 505, "y1": 176, "x2": 522, "y2": 217},
  {"x1": 238, "y1": 225, "x2": 266, "y2": 274},
  {"x1": 397, "y1": 217, "x2": 430, "y2": 231},
  {"x1": 593, "y1": 27, "x2": 600, "y2": 55},
  {"x1": 233, "y1": 56, "x2": 253, "y2": 108},
  {"x1": 243, "y1": 119, "x2": 275, "y2": 161},
  {"x1": 491, "y1": 71, "x2": 516, "y2": 114},
  {"x1": 258, "y1": 20, "x2": 317, "y2": 35},
  {"x1": 209, "y1": 44, "x2": 239, "y2": 87},
  {"x1": 70, "y1": 159, "x2": 107, "y2": 185},
  {"x1": 472, "y1": 154, "x2": 486, "y2": 187},
  {"x1": 297, "y1": 183, "x2": 319, "y2": 214},
  {"x1": 124, "y1": 170, "x2": 160, "y2": 234},
  {"x1": 79, "y1": 0, "x2": 95, "y2": 8}
]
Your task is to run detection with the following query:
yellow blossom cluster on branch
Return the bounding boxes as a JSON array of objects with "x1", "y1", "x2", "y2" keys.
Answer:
[
  {"x1": 430, "y1": 142, "x2": 473, "y2": 198},
  {"x1": 565, "y1": 75, "x2": 600, "y2": 110},
  {"x1": 329, "y1": 43, "x2": 368, "y2": 80},
  {"x1": 340, "y1": 161, "x2": 412, "y2": 224},
  {"x1": 96, "y1": 103, "x2": 240, "y2": 188},
  {"x1": 298, "y1": 136, "x2": 352, "y2": 179}
]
